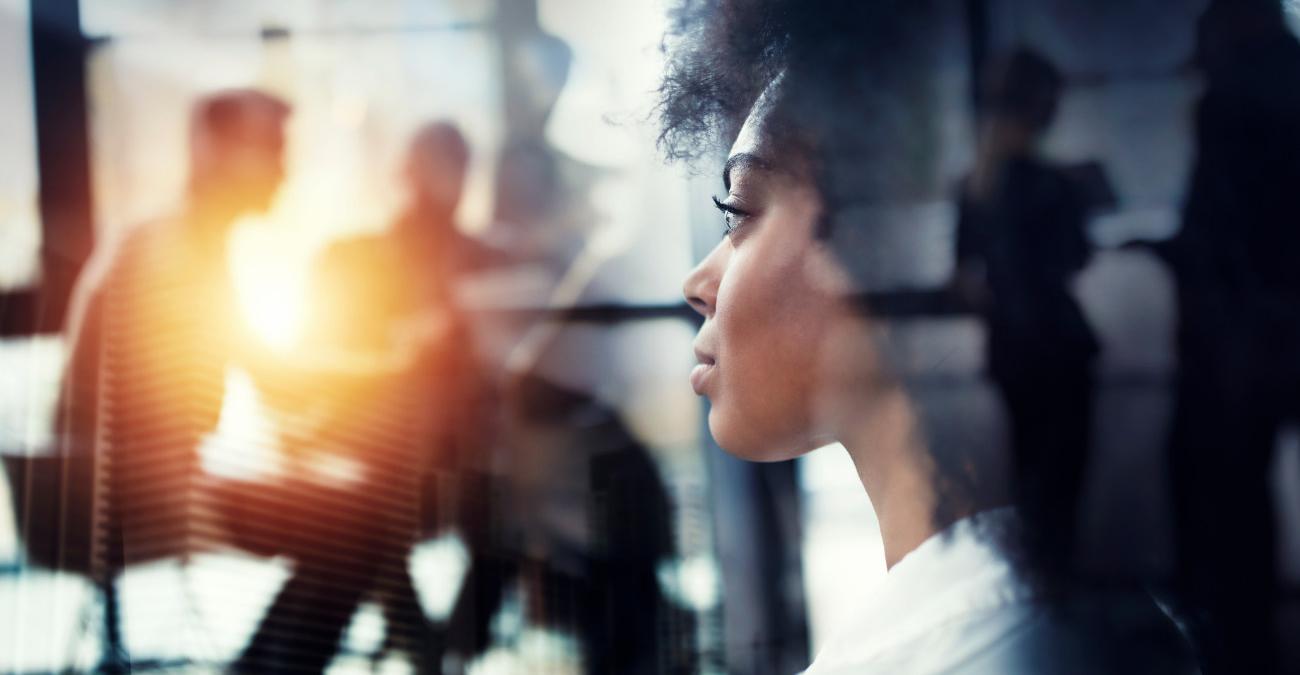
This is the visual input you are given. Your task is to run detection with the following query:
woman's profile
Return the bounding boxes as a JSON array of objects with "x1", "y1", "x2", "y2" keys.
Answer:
[{"x1": 658, "y1": 1, "x2": 1197, "y2": 672}]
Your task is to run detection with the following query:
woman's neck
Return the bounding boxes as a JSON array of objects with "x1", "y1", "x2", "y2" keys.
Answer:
[{"x1": 839, "y1": 388, "x2": 948, "y2": 569}]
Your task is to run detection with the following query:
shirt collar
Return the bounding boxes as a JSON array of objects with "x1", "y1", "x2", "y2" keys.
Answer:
[{"x1": 806, "y1": 507, "x2": 1035, "y2": 671}]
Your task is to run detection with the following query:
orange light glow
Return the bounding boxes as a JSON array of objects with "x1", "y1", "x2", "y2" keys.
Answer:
[
  {"x1": 237, "y1": 275, "x2": 304, "y2": 351},
  {"x1": 227, "y1": 220, "x2": 311, "y2": 351}
]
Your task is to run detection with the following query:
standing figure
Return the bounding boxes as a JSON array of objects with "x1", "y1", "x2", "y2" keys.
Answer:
[
  {"x1": 1168, "y1": 2, "x2": 1300, "y2": 672},
  {"x1": 54, "y1": 90, "x2": 289, "y2": 669},
  {"x1": 953, "y1": 49, "x2": 1099, "y2": 582},
  {"x1": 235, "y1": 122, "x2": 498, "y2": 673}
]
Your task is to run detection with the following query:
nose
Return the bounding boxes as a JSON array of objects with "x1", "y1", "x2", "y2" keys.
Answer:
[{"x1": 683, "y1": 242, "x2": 722, "y2": 319}]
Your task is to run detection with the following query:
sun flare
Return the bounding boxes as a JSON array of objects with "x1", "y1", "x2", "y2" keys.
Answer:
[{"x1": 227, "y1": 222, "x2": 311, "y2": 352}]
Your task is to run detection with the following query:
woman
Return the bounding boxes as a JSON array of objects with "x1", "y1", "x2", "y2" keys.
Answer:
[{"x1": 660, "y1": 1, "x2": 1195, "y2": 672}]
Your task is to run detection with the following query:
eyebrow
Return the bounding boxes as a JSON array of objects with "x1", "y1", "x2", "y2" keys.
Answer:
[{"x1": 722, "y1": 152, "x2": 769, "y2": 191}]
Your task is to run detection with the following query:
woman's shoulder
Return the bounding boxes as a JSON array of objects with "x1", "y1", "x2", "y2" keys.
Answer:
[
  {"x1": 804, "y1": 597, "x2": 1037, "y2": 675},
  {"x1": 803, "y1": 508, "x2": 1034, "y2": 673},
  {"x1": 804, "y1": 509, "x2": 1198, "y2": 674},
  {"x1": 806, "y1": 589, "x2": 1198, "y2": 675}
]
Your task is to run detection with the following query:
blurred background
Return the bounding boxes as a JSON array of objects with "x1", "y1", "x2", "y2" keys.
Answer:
[{"x1": 1, "y1": 0, "x2": 1299, "y2": 673}]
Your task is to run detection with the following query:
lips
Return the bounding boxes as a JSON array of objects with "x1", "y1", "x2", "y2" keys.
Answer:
[{"x1": 691, "y1": 346, "x2": 717, "y2": 395}]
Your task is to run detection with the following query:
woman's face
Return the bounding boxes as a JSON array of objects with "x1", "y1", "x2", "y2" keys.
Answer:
[{"x1": 683, "y1": 106, "x2": 864, "y2": 461}]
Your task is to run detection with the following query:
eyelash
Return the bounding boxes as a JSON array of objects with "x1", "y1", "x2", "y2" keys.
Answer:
[{"x1": 711, "y1": 195, "x2": 751, "y2": 238}]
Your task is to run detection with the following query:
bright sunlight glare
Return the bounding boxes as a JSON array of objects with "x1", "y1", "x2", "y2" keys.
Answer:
[{"x1": 227, "y1": 218, "x2": 312, "y2": 352}]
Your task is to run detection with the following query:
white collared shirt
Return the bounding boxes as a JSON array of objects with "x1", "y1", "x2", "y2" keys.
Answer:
[{"x1": 802, "y1": 508, "x2": 1195, "y2": 675}]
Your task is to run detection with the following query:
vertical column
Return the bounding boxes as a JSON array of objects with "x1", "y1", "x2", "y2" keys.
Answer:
[{"x1": 29, "y1": 0, "x2": 94, "y2": 333}]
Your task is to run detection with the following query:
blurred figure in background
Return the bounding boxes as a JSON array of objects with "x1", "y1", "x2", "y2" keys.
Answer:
[
  {"x1": 53, "y1": 89, "x2": 289, "y2": 670},
  {"x1": 952, "y1": 49, "x2": 1099, "y2": 583},
  {"x1": 306, "y1": 121, "x2": 504, "y2": 356},
  {"x1": 1167, "y1": 1, "x2": 1300, "y2": 671},
  {"x1": 236, "y1": 121, "x2": 501, "y2": 673},
  {"x1": 293, "y1": 120, "x2": 501, "y2": 510}
]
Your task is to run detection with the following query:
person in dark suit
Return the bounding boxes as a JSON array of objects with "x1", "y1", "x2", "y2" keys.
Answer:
[
  {"x1": 1166, "y1": 2, "x2": 1300, "y2": 672},
  {"x1": 51, "y1": 90, "x2": 290, "y2": 671},
  {"x1": 952, "y1": 49, "x2": 1099, "y2": 585},
  {"x1": 235, "y1": 122, "x2": 500, "y2": 673}
]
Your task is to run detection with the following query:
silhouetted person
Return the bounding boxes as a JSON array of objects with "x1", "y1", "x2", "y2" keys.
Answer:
[
  {"x1": 1166, "y1": 2, "x2": 1300, "y2": 672},
  {"x1": 300, "y1": 122, "x2": 502, "y2": 551},
  {"x1": 307, "y1": 122, "x2": 505, "y2": 356},
  {"x1": 53, "y1": 90, "x2": 289, "y2": 670},
  {"x1": 953, "y1": 49, "x2": 1099, "y2": 584},
  {"x1": 296, "y1": 121, "x2": 502, "y2": 502},
  {"x1": 234, "y1": 122, "x2": 502, "y2": 673}
]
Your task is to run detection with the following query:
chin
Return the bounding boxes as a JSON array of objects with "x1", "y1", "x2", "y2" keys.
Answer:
[{"x1": 708, "y1": 407, "x2": 811, "y2": 463}]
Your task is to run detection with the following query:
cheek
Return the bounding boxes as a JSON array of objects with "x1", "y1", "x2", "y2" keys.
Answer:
[{"x1": 709, "y1": 245, "x2": 837, "y2": 458}]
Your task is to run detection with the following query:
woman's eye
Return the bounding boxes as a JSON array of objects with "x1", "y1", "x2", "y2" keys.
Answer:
[
  {"x1": 712, "y1": 195, "x2": 751, "y2": 239},
  {"x1": 722, "y1": 211, "x2": 740, "y2": 237}
]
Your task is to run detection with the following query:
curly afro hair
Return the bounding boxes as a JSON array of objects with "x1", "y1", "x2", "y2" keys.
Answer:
[{"x1": 655, "y1": 0, "x2": 944, "y2": 210}]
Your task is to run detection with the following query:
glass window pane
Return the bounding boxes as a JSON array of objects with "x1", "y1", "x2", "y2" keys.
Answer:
[{"x1": 0, "y1": 0, "x2": 39, "y2": 290}]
